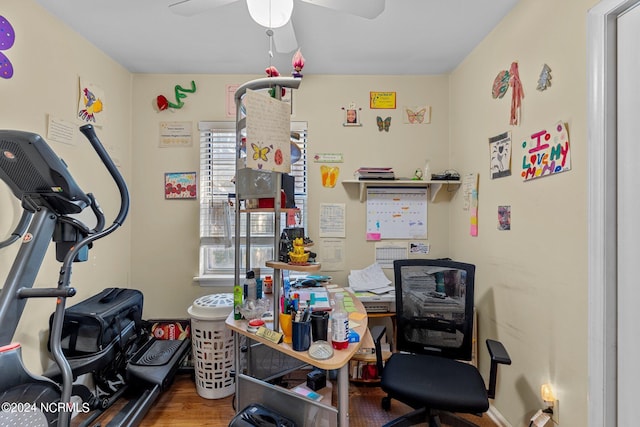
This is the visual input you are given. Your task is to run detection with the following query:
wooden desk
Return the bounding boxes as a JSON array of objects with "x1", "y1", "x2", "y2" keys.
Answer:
[
  {"x1": 366, "y1": 312, "x2": 396, "y2": 352},
  {"x1": 226, "y1": 290, "x2": 368, "y2": 427}
]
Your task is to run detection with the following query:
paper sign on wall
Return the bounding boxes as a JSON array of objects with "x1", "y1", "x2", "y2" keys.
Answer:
[
  {"x1": 245, "y1": 89, "x2": 291, "y2": 173},
  {"x1": 521, "y1": 121, "x2": 571, "y2": 181}
]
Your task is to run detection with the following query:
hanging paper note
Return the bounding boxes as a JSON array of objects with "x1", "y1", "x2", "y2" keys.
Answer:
[
  {"x1": 520, "y1": 121, "x2": 571, "y2": 181},
  {"x1": 245, "y1": 89, "x2": 291, "y2": 173},
  {"x1": 470, "y1": 189, "x2": 478, "y2": 237}
]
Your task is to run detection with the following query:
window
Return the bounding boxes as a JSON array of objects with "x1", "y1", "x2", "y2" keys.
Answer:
[{"x1": 198, "y1": 121, "x2": 307, "y2": 282}]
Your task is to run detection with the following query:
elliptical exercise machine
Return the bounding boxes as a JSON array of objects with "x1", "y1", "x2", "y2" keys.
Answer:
[{"x1": 0, "y1": 125, "x2": 189, "y2": 427}]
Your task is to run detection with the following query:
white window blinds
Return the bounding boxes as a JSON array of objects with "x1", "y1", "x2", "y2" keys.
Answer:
[{"x1": 198, "y1": 121, "x2": 307, "y2": 278}]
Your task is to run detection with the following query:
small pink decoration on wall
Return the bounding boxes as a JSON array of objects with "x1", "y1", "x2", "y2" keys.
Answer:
[
  {"x1": 508, "y1": 61, "x2": 524, "y2": 126},
  {"x1": 165, "y1": 172, "x2": 197, "y2": 199},
  {"x1": 0, "y1": 15, "x2": 15, "y2": 79},
  {"x1": 521, "y1": 121, "x2": 571, "y2": 181}
]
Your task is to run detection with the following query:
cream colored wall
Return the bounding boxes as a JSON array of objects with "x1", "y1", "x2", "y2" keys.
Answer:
[
  {"x1": 449, "y1": 0, "x2": 597, "y2": 425},
  {"x1": 2, "y1": 1, "x2": 598, "y2": 425},
  {"x1": 130, "y1": 74, "x2": 452, "y2": 319},
  {"x1": 0, "y1": 0, "x2": 133, "y2": 373}
]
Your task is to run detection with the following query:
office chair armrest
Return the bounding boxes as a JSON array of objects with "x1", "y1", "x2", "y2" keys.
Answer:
[
  {"x1": 371, "y1": 325, "x2": 387, "y2": 377},
  {"x1": 486, "y1": 339, "x2": 511, "y2": 399}
]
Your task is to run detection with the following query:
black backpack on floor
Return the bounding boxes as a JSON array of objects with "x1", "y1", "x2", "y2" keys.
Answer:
[{"x1": 49, "y1": 287, "x2": 144, "y2": 357}]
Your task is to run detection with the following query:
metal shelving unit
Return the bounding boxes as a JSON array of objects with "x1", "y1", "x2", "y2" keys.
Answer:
[{"x1": 232, "y1": 77, "x2": 319, "y2": 332}]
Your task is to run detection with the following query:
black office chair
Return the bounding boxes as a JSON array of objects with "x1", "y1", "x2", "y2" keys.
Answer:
[{"x1": 373, "y1": 259, "x2": 511, "y2": 427}]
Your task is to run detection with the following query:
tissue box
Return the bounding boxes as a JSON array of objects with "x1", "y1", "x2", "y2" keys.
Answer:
[{"x1": 306, "y1": 369, "x2": 326, "y2": 391}]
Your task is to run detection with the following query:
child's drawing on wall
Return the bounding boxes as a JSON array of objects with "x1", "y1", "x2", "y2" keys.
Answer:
[
  {"x1": 489, "y1": 131, "x2": 512, "y2": 179},
  {"x1": 498, "y1": 205, "x2": 511, "y2": 230}
]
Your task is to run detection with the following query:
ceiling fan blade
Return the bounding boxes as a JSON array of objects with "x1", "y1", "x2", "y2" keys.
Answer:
[
  {"x1": 273, "y1": 21, "x2": 298, "y2": 53},
  {"x1": 300, "y1": 0, "x2": 385, "y2": 19},
  {"x1": 169, "y1": 0, "x2": 238, "y2": 17}
]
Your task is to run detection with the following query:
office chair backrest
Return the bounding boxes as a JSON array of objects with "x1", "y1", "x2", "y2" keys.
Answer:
[{"x1": 393, "y1": 259, "x2": 475, "y2": 361}]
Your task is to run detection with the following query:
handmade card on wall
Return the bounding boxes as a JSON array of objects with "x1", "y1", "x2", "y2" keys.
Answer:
[
  {"x1": 521, "y1": 121, "x2": 571, "y2": 181},
  {"x1": 245, "y1": 89, "x2": 291, "y2": 173}
]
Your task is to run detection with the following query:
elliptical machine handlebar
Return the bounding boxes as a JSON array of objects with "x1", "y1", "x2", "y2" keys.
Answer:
[
  {"x1": 49, "y1": 124, "x2": 131, "y2": 426},
  {"x1": 0, "y1": 210, "x2": 33, "y2": 249},
  {"x1": 79, "y1": 124, "x2": 129, "y2": 227}
]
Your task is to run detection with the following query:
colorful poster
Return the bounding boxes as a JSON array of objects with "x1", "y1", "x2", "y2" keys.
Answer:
[
  {"x1": 165, "y1": 172, "x2": 197, "y2": 199},
  {"x1": 521, "y1": 121, "x2": 571, "y2": 181}
]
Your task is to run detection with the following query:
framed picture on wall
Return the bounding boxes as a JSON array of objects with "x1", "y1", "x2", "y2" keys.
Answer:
[
  {"x1": 165, "y1": 172, "x2": 197, "y2": 199},
  {"x1": 342, "y1": 102, "x2": 362, "y2": 127}
]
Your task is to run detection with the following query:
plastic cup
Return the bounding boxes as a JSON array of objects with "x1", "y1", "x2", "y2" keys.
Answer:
[
  {"x1": 279, "y1": 312, "x2": 293, "y2": 344},
  {"x1": 310, "y1": 311, "x2": 329, "y2": 342},
  {"x1": 292, "y1": 321, "x2": 311, "y2": 351}
]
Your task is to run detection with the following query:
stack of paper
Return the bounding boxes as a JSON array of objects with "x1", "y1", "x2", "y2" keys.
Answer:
[
  {"x1": 348, "y1": 263, "x2": 394, "y2": 293},
  {"x1": 354, "y1": 167, "x2": 395, "y2": 180}
]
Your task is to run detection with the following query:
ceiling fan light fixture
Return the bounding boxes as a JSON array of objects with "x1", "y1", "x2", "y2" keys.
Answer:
[{"x1": 247, "y1": 0, "x2": 293, "y2": 28}]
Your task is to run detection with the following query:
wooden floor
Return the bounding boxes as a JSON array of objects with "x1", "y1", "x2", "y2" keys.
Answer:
[{"x1": 76, "y1": 371, "x2": 499, "y2": 427}]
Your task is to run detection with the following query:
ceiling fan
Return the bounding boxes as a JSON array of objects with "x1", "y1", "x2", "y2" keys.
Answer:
[{"x1": 168, "y1": 0, "x2": 385, "y2": 53}]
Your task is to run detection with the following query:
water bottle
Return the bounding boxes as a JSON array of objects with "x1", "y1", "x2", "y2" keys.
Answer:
[
  {"x1": 233, "y1": 282, "x2": 243, "y2": 320},
  {"x1": 331, "y1": 292, "x2": 349, "y2": 350},
  {"x1": 244, "y1": 271, "x2": 257, "y2": 301}
]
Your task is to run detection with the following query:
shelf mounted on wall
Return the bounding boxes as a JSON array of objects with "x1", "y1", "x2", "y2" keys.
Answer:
[{"x1": 341, "y1": 179, "x2": 461, "y2": 202}]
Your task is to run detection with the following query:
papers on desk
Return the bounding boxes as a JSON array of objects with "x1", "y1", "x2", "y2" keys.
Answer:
[{"x1": 348, "y1": 263, "x2": 394, "y2": 294}]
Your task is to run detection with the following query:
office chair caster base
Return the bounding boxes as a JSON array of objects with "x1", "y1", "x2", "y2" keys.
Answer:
[{"x1": 381, "y1": 396, "x2": 391, "y2": 411}]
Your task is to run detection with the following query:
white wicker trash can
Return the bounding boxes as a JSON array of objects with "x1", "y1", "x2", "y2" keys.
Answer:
[{"x1": 188, "y1": 293, "x2": 235, "y2": 399}]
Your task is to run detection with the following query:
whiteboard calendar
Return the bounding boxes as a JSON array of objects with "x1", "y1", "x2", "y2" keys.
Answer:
[{"x1": 366, "y1": 187, "x2": 428, "y2": 239}]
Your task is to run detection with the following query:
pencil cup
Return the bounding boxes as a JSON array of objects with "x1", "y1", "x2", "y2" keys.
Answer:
[
  {"x1": 310, "y1": 311, "x2": 329, "y2": 342},
  {"x1": 279, "y1": 312, "x2": 293, "y2": 344},
  {"x1": 292, "y1": 320, "x2": 311, "y2": 351}
]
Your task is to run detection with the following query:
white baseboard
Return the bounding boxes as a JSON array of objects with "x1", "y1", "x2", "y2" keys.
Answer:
[{"x1": 487, "y1": 404, "x2": 512, "y2": 427}]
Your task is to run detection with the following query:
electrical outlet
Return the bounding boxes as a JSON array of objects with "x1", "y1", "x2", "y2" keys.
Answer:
[{"x1": 552, "y1": 400, "x2": 559, "y2": 424}]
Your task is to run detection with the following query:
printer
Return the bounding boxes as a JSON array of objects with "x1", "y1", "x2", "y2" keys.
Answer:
[{"x1": 350, "y1": 289, "x2": 396, "y2": 313}]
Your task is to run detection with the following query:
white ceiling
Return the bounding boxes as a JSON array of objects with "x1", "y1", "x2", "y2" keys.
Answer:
[{"x1": 33, "y1": 0, "x2": 521, "y2": 75}]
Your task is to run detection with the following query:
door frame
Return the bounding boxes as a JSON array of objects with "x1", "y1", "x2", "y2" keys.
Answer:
[{"x1": 588, "y1": 0, "x2": 640, "y2": 425}]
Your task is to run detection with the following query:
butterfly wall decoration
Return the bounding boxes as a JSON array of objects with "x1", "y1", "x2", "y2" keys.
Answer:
[
  {"x1": 376, "y1": 116, "x2": 391, "y2": 132},
  {"x1": 251, "y1": 142, "x2": 271, "y2": 162},
  {"x1": 403, "y1": 106, "x2": 431, "y2": 124},
  {"x1": 0, "y1": 16, "x2": 15, "y2": 79}
]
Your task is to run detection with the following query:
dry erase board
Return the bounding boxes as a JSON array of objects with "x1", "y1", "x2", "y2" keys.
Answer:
[{"x1": 366, "y1": 187, "x2": 427, "y2": 239}]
